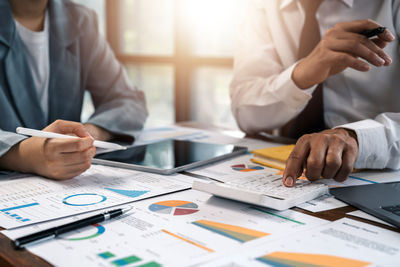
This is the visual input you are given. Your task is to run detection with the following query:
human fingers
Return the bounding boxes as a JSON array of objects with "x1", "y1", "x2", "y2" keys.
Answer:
[
  {"x1": 304, "y1": 138, "x2": 328, "y2": 181},
  {"x1": 60, "y1": 147, "x2": 96, "y2": 166},
  {"x1": 283, "y1": 136, "x2": 310, "y2": 187},
  {"x1": 322, "y1": 143, "x2": 344, "y2": 180},
  {"x1": 335, "y1": 19, "x2": 395, "y2": 42},
  {"x1": 335, "y1": 19, "x2": 382, "y2": 34},
  {"x1": 376, "y1": 28, "x2": 396, "y2": 42},
  {"x1": 334, "y1": 145, "x2": 358, "y2": 182},
  {"x1": 49, "y1": 161, "x2": 92, "y2": 180},
  {"x1": 326, "y1": 39, "x2": 386, "y2": 67},
  {"x1": 329, "y1": 32, "x2": 391, "y2": 65},
  {"x1": 45, "y1": 137, "x2": 94, "y2": 154},
  {"x1": 371, "y1": 38, "x2": 388, "y2": 49},
  {"x1": 326, "y1": 51, "x2": 370, "y2": 72},
  {"x1": 44, "y1": 120, "x2": 91, "y2": 138}
]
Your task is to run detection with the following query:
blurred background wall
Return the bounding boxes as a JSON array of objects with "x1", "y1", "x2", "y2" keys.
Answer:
[{"x1": 73, "y1": 0, "x2": 245, "y2": 129}]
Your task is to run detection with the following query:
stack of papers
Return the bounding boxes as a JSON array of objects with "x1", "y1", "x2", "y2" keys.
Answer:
[
  {"x1": 3, "y1": 190, "x2": 329, "y2": 267},
  {"x1": 0, "y1": 164, "x2": 191, "y2": 229},
  {"x1": 1, "y1": 126, "x2": 400, "y2": 266}
]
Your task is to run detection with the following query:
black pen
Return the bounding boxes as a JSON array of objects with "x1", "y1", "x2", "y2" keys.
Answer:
[
  {"x1": 13, "y1": 207, "x2": 132, "y2": 249},
  {"x1": 361, "y1": 26, "x2": 386, "y2": 38}
]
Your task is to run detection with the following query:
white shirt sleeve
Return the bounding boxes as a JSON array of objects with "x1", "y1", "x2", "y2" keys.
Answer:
[
  {"x1": 339, "y1": 113, "x2": 400, "y2": 170},
  {"x1": 230, "y1": 1, "x2": 316, "y2": 134}
]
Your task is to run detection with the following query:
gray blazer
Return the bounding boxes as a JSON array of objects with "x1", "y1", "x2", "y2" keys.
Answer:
[{"x1": 0, "y1": 0, "x2": 148, "y2": 158}]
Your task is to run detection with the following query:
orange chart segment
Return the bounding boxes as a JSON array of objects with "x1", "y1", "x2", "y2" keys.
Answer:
[
  {"x1": 192, "y1": 220, "x2": 269, "y2": 243},
  {"x1": 256, "y1": 252, "x2": 370, "y2": 267},
  {"x1": 154, "y1": 200, "x2": 193, "y2": 207},
  {"x1": 161, "y1": 229, "x2": 214, "y2": 253}
]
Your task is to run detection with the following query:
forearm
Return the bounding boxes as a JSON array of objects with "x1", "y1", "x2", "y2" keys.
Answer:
[
  {"x1": 231, "y1": 63, "x2": 316, "y2": 133},
  {"x1": 0, "y1": 141, "x2": 32, "y2": 173},
  {"x1": 83, "y1": 123, "x2": 113, "y2": 141}
]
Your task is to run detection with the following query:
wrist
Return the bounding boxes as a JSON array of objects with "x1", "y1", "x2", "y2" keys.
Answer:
[
  {"x1": 84, "y1": 124, "x2": 113, "y2": 141},
  {"x1": 337, "y1": 128, "x2": 358, "y2": 145},
  {"x1": 292, "y1": 60, "x2": 314, "y2": 89},
  {"x1": 0, "y1": 141, "x2": 31, "y2": 173}
]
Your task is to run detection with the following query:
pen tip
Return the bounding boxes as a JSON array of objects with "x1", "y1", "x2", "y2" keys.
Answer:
[{"x1": 122, "y1": 206, "x2": 133, "y2": 213}]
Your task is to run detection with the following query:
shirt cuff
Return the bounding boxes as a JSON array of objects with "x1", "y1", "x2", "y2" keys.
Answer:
[
  {"x1": 337, "y1": 119, "x2": 388, "y2": 169},
  {"x1": 270, "y1": 62, "x2": 318, "y2": 111},
  {"x1": 0, "y1": 132, "x2": 27, "y2": 158}
]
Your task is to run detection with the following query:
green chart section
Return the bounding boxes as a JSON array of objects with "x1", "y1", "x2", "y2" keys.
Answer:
[
  {"x1": 192, "y1": 219, "x2": 269, "y2": 243},
  {"x1": 97, "y1": 251, "x2": 162, "y2": 267}
]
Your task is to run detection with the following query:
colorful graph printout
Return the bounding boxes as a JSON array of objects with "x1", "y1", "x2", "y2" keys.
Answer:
[
  {"x1": 192, "y1": 220, "x2": 269, "y2": 243},
  {"x1": 104, "y1": 188, "x2": 149, "y2": 198},
  {"x1": 149, "y1": 200, "x2": 199, "y2": 216},
  {"x1": 62, "y1": 194, "x2": 107, "y2": 206},
  {"x1": 62, "y1": 224, "x2": 105, "y2": 241},
  {"x1": 231, "y1": 164, "x2": 264, "y2": 172},
  {"x1": 256, "y1": 252, "x2": 370, "y2": 267},
  {"x1": 0, "y1": 202, "x2": 39, "y2": 222}
]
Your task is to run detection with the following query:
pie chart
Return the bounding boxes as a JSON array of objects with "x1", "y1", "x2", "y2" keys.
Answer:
[
  {"x1": 148, "y1": 200, "x2": 199, "y2": 216},
  {"x1": 231, "y1": 164, "x2": 264, "y2": 172}
]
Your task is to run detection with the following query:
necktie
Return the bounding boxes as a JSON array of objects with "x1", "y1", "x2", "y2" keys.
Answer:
[{"x1": 282, "y1": 0, "x2": 325, "y2": 139}]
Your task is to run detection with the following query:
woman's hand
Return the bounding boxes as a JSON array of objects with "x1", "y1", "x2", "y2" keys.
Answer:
[{"x1": 0, "y1": 120, "x2": 96, "y2": 180}]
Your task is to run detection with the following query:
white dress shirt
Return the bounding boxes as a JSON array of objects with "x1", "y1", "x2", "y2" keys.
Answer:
[
  {"x1": 15, "y1": 10, "x2": 50, "y2": 119},
  {"x1": 231, "y1": 0, "x2": 400, "y2": 170}
]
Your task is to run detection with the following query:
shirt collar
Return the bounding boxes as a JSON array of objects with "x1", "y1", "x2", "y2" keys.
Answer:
[{"x1": 280, "y1": 0, "x2": 354, "y2": 10}]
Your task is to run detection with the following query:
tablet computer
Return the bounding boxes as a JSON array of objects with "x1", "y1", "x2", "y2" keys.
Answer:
[{"x1": 92, "y1": 139, "x2": 247, "y2": 175}]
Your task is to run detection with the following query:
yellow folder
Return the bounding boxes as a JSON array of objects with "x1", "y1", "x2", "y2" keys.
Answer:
[{"x1": 251, "y1": 145, "x2": 295, "y2": 171}]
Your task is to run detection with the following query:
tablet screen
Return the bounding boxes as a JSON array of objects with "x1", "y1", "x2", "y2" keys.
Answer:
[{"x1": 94, "y1": 139, "x2": 247, "y2": 172}]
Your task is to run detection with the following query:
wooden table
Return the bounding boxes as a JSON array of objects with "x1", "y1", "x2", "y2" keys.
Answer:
[{"x1": 0, "y1": 122, "x2": 399, "y2": 266}]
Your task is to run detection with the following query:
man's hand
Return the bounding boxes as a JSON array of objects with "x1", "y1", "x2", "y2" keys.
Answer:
[
  {"x1": 0, "y1": 120, "x2": 96, "y2": 180},
  {"x1": 283, "y1": 128, "x2": 358, "y2": 187},
  {"x1": 292, "y1": 19, "x2": 395, "y2": 89}
]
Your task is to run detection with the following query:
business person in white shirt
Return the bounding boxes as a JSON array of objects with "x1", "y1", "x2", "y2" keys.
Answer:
[{"x1": 230, "y1": 0, "x2": 398, "y2": 187}]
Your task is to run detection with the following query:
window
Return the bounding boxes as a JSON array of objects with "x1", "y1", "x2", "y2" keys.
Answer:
[
  {"x1": 111, "y1": 0, "x2": 245, "y2": 129},
  {"x1": 78, "y1": 0, "x2": 246, "y2": 129}
]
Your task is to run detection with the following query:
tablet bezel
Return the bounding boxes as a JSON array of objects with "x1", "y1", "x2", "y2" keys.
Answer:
[{"x1": 92, "y1": 140, "x2": 248, "y2": 175}]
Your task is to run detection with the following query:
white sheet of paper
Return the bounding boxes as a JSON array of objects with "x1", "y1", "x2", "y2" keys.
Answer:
[
  {"x1": 3, "y1": 190, "x2": 328, "y2": 267},
  {"x1": 198, "y1": 217, "x2": 400, "y2": 266},
  {"x1": 189, "y1": 154, "x2": 280, "y2": 183},
  {"x1": 347, "y1": 210, "x2": 396, "y2": 227},
  {"x1": 297, "y1": 194, "x2": 348, "y2": 212},
  {"x1": 0, "y1": 164, "x2": 190, "y2": 229}
]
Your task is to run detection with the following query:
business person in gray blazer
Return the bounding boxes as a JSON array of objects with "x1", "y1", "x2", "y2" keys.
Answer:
[{"x1": 0, "y1": 0, "x2": 148, "y2": 179}]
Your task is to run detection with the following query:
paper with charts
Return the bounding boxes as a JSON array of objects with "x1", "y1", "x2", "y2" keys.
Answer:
[
  {"x1": 3, "y1": 190, "x2": 328, "y2": 267},
  {"x1": 190, "y1": 154, "x2": 400, "y2": 212},
  {"x1": 200, "y1": 217, "x2": 400, "y2": 266},
  {"x1": 0, "y1": 164, "x2": 190, "y2": 229}
]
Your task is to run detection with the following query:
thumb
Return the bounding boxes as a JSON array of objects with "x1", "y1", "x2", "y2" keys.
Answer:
[{"x1": 45, "y1": 120, "x2": 91, "y2": 138}]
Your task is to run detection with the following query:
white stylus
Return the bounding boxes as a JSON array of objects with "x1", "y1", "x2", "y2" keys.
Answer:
[{"x1": 16, "y1": 127, "x2": 127, "y2": 151}]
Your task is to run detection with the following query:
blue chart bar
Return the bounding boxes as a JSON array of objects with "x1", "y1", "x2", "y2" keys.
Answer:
[
  {"x1": 0, "y1": 202, "x2": 39, "y2": 212},
  {"x1": 348, "y1": 176, "x2": 378, "y2": 184},
  {"x1": 0, "y1": 202, "x2": 39, "y2": 223}
]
